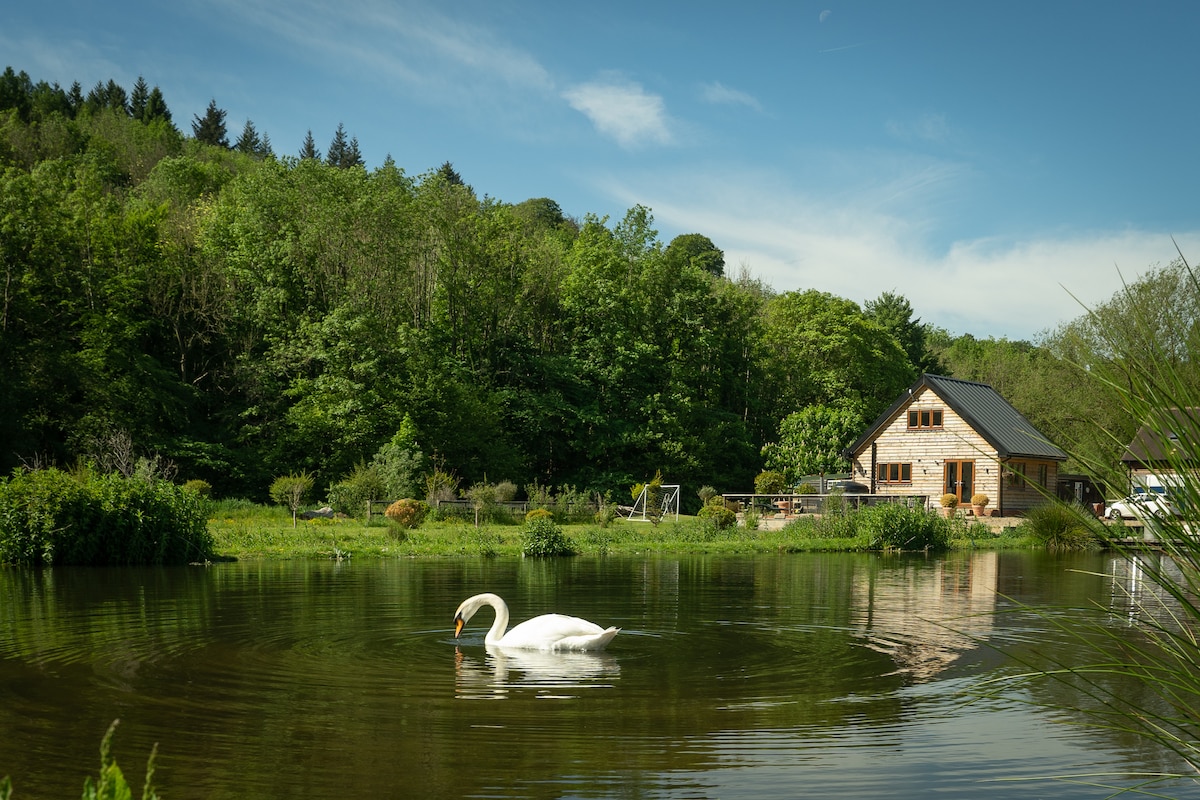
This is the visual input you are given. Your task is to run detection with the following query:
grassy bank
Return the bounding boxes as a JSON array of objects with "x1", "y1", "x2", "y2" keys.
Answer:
[{"x1": 205, "y1": 501, "x2": 1043, "y2": 560}]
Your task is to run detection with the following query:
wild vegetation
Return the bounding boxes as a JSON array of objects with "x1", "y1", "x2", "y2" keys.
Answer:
[{"x1": 7, "y1": 66, "x2": 1194, "y2": 516}]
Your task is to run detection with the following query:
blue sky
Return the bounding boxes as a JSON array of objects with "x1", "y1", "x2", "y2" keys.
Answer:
[{"x1": 6, "y1": 1, "x2": 1199, "y2": 340}]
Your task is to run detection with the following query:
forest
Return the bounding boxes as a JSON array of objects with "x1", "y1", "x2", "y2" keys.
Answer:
[{"x1": 2, "y1": 66, "x2": 1197, "y2": 507}]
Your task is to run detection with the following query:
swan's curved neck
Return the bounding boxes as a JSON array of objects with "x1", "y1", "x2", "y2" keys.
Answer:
[{"x1": 478, "y1": 593, "x2": 510, "y2": 645}]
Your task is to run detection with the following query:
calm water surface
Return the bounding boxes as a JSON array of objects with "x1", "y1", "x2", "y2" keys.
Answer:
[{"x1": 1, "y1": 551, "x2": 1198, "y2": 799}]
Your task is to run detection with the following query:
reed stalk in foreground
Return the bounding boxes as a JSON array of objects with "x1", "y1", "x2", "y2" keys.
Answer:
[{"x1": 977, "y1": 252, "x2": 1200, "y2": 795}]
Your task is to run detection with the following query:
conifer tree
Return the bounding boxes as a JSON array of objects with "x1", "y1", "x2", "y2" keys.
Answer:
[
  {"x1": 191, "y1": 99, "x2": 229, "y2": 147},
  {"x1": 104, "y1": 79, "x2": 129, "y2": 115},
  {"x1": 129, "y1": 76, "x2": 149, "y2": 120},
  {"x1": 259, "y1": 131, "x2": 274, "y2": 158},
  {"x1": 326, "y1": 122, "x2": 349, "y2": 167},
  {"x1": 299, "y1": 129, "x2": 320, "y2": 160},
  {"x1": 343, "y1": 135, "x2": 364, "y2": 168},
  {"x1": 235, "y1": 119, "x2": 261, "y2": 155},
  {"x1": 67, "y1": 81, "x2": 83, "y2": 116},
  {"x1": 437, "y1": 160, "x2": 465, "y2": 185},
  {"x1": 143, "y1": 86, "x2": 172, "y2": 124}
]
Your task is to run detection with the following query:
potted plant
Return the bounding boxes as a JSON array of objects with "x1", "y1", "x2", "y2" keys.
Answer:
[
  {"x1": 971, "y1": 493, "x2": 990, "y2": 517},
  {"x1": 939, "y1": 493, "x2": 959, "y2": 517}
]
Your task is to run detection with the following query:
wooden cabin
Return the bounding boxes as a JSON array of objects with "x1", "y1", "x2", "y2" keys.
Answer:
[
  {"x1": 844, "y1": 374, "x2": 1067, "y2": 516},
  {"x1": 1119, "y1": 407, "x2": 1200, "y2": 492}
]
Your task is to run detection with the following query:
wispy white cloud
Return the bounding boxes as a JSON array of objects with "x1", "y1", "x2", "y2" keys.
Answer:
[
  {"x1": 563, "y1": 78, "x2": 673, "y2": 148},
  {"x1": 700, "y1": 82, "x2": 762, "y2": 112},
  {"x1": 589, "y1": 164, "x2": 1196, "y2": 340},
  {"x1": 886, "y1": 112, "x2": 952, "y2": 144},
  {"x1": 208, "y1": 0, "x2": 555, "y2": 99}
]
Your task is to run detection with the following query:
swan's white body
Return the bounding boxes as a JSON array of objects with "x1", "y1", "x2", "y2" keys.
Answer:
[{"x1": 453, "y1": 592, "x2": 619, "y2": 651}]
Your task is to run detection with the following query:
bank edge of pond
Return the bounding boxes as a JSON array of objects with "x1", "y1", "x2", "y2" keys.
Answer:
[{"x1": 205, "y1": 505, "x2": 1047, "y2": 560}]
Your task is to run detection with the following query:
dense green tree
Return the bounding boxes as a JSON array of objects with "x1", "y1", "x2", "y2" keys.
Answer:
[
  {"x1": 190, "y1": 99, "x2": 228, "y2": 147},
  {"x1": 864, "y1": 290, "x2": 942, "y2": 374},
  {"x1": 761, "y1": 289, "x2": 915, "y2": 424},
  {"x1": 761, "y1": 404, "x2": 862, "y2": 485},
  {"x1": 664, "y1": 232, "x2": 725, "y2": 277},
  {"x1": 344, "y1": 135, "x2": 364, "y2": 168}
]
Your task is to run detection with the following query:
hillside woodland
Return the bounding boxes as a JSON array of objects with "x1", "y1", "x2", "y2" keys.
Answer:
[{"x1": 2, "y1": 67, "x2": 1196, "y2": 506}]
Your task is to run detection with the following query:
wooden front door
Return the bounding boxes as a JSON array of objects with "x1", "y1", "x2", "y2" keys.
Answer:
[{"x1": 945, "y1": 460, "x2": 974, "y2": 504}]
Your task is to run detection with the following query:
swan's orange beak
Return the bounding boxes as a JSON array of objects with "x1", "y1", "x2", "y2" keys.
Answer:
[{"x1": 454, "y1": 614, "x2": 465, "y2": 638}]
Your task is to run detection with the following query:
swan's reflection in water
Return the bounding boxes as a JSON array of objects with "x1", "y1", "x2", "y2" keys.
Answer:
[{"x1": 455, "y1": 645, "x2": 620, "y2": 700}]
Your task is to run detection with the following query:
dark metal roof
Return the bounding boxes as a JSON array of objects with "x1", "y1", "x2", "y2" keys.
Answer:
[
  {"x1": 1120, "y1": 408, "x2": 1200, "y2": 465},
  {"x1": 845, "y1": 374, "x2": 1068, "y2": 461}
]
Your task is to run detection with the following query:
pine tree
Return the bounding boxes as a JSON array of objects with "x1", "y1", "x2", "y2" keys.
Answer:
[
  {"x1": 342, "y1": 136, "x2": 365, "y2": 168},
  {"x1": 191, "y1": 99, "x2": 229, "y2": 147},
  {"x1": 437, "y1": 161, "x2": 465, "y2": 186},
  {"x1": 129, "y1": 76, "x2": 149, "y2": 120},
  {"x1": 84, "y1": 80, "x2": 106, "y2": 114},
  {"x1": 299, "y1": 129, "x2": 320, "y2": 160},
  {"x1": 104, "y1": 79, "x2": 129, "y2": 115},
  {"x1": 259, "y1": 131, "x2": 274, "y2": 158},
  {"x1": 326, "y1": 122, "x2": 349, "y2": 168},
  {"x1": 143, "y1": 86, "x2": 172, "y2": 124},
  {"x1": 67, "y1": 82, "x2": 83, "y2": 116},
  {"x1": 235, "y1": 119, "x2": 261, "y2": 155}
]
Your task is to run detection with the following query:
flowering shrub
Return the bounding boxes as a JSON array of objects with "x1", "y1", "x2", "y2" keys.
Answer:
[{"x1": 385, "y1": 499, "x2": 429, "y2": 529}]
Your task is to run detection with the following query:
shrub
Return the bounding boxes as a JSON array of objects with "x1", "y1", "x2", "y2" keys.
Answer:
[
  {"x1": 327, "y1": 462, "x2": 385, "y2": 517},
  {"x1": 525, "y1": 507, "x2": 554, "y2": 523},
  {"x1": 0, "y1": 467, "x2": 213, "y2": 566},
  {"x1": 970, "y1": 493, "x2": 990, "y2": 507},
  {"x1": 858, "y1": 502, "x2": 949, "y2": 551},
  {"x1": 521, "y1": 516, "x2": 574, "y2": 557},
  {"x1": 385, "y1": 499, "x2": 429, "y2": 529},
  {"x1": 182, "y1": 479, "x2": 213, "y2": 498},
  {"x1": 1021, "y1": 501, "x2": 1101, "y2": 550},
  {"x1": 742, "y1": 508, "x2": 760, "y2": 530},
  {"x1": 697, "y1": 485, "x2": 718, "y2": 505},
  {"x1": 940, "y1": 493, "x2": 959, "y2": 508},
  {"x1": 755, "y1": 470, "x2": 787, "y2": 495},
  {"x1": 697, "y1": 503, "x2": 737, "y2": 529},
  {"x1": 797, "y1": 483, "x2": 817, "y2": 494}
]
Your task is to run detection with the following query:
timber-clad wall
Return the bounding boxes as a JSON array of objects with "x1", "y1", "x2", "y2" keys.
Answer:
[{"x1": 849, "y1": 386, "x2": 1056, "y2": 515}]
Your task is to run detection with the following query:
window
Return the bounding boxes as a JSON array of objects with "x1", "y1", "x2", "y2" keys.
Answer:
[
  {"x1": 876, "y1": 462, "x2": 912, "y2": 484},
  {"x1": 1007, "y1": 462, "x2": 1026, "y2": 488},
  {"x1": 1037, "y1": 463, "x2": 1048, "y2": 487},
  {"x1": 907, "y1": 408, "x2": 944, "y2": 429}
]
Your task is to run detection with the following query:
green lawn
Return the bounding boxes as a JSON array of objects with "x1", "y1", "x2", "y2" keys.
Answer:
[{"x1": 205, "y1": 502, "x2": 1040, "y2": 560}]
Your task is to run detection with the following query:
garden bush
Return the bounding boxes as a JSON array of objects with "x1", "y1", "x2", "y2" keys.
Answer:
[
  {"x1": 327, "y1": 462, "x2": 385, "y2": 517},
  {"x1": 521, "y1": 516, "x2": 574, "y2": 557},
  {"x1": 1020, "y1": 501, "x2": 1102, "y2": 550},
  {"x1": 697, "y1": 503, "x2": 737, "y2": 529},
  {"x1": 857, "y1": 502, "x2": 950, "y2": 550},
  {"x1": 0, "y1": 467, "x2": 213, "y2": 566},
  {"x1": 385, "y1": 498, "x2": 429, "y2": 529}
]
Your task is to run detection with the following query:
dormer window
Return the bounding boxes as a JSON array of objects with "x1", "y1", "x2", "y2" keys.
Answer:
[{"x1": 907, "y1": 408, "x2": 944, "y2": 429}]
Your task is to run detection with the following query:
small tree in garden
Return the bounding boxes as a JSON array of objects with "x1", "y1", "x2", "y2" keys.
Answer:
[{"x1": 270, "y1": 472, "x2": 314, "y2": 528}]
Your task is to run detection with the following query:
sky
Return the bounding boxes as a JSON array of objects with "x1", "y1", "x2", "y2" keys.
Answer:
[{"x1": 5, "y1": 0, "x2": 1199, "y2": 341}]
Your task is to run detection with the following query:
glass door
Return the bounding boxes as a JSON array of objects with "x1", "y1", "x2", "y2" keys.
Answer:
[{"x1": 945, "y1": 460, "x2": 974, "y2": 504}]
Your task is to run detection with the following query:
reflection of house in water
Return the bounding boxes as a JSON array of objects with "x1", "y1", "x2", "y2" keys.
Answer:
[{"x1": 852, "y1": 552, "x2": 999, "y2": 682}]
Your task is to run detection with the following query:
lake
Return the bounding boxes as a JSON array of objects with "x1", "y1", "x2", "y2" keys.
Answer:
[{"x1": 1, "y1": 551, "x2": 1198, "y2": 799}]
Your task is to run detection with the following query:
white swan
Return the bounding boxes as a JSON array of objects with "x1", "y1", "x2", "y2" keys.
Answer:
[{"x1": 453, "y1": 592, "x2": 619, "y2": 651}]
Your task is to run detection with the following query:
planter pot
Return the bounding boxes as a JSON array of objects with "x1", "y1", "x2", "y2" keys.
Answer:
[
  {"x1": 940, "y1": 507, "x2": 955, "y2": 518},
  {"x1": 972, "y1": 505, "x2": 988, "y2": 517}
]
